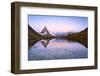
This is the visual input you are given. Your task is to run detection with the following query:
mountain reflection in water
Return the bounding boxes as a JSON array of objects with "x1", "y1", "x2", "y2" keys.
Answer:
[{"x1": 28, "y1": 38, "x2": 88, "y2": 61}]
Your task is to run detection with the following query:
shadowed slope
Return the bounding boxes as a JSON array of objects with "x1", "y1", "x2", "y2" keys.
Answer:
[
  {"x1": 67, "y1": 28, "x2": 88, "y2": 47},
  {"x1": 28, "y1": 24, "x2": 42, "y2": 40}
]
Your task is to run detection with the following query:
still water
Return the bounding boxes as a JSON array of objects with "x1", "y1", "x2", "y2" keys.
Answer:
[{"x1": 28, "y1": 38, "x2": 87, "y2": 61}]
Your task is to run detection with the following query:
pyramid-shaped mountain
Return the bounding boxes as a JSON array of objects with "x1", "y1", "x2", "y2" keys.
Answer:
[{"x1": 41, "y1": 26, "x2": 52, "y2": 37}]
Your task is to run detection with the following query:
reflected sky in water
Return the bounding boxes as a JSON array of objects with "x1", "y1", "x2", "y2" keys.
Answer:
[{"x1": 28, "y1": 38, "x2": 88, "y2": 61}]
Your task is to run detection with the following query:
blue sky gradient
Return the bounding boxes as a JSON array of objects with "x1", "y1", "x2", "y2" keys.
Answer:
[{"x1": 28, "y1": 15, "x2": 88, "y2": 35}]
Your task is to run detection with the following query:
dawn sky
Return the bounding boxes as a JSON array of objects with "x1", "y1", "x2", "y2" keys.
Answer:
[{"x1": 28, "y1": 15, "x2": 88, "y2": 35}]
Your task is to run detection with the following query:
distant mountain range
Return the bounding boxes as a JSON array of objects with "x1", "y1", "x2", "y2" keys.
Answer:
[
  {"x1": 28, "y1": 24, "x2": 88, "y2": 47},
  {"x1": 28, "y1": 25, "x2": 55, "y2": 40},
  {"x1": 67, "y1": 28, "x2": 87, "y2": 39}
]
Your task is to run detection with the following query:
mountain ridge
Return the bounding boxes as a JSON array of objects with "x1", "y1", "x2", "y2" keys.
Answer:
[{"x1": 67, "y1": 28, "x2": 88, "y2": 47}]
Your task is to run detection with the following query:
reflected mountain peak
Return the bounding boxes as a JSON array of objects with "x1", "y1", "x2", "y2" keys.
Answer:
[
  {"x1": 41, "y1": 39, "x2": 50, "y2": 48},
  {"x1": 28, "y1": 38, "x2": 87, "y2": 60}
]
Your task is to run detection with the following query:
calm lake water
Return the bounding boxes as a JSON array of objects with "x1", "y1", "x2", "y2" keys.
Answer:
[{"x1": 28, "y1": 38, "x2": 88, "y2": 61}]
